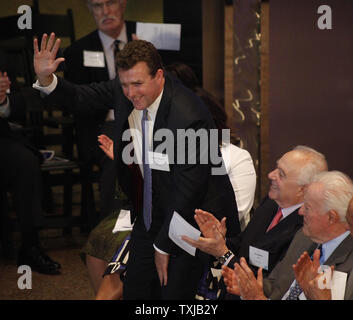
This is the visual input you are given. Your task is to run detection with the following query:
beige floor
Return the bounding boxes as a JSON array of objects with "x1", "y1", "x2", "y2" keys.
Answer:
[{"x1": 0, "y1": 230, "x2": 95, "y2": 300}]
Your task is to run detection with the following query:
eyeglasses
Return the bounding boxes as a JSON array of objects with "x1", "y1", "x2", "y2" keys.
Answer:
[{"x1": 90, "y1": 0, "x2": 122, "y2": 12}]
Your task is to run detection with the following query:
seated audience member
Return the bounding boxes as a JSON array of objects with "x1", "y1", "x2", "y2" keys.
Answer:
[
  {"x1": 92, "y1": 62, "x2": 256, "y2": 299},
  {"x1": 166, "y1": 62, "x2": 256, "y2": 230},
  {"x1": 0, "y1": 51, "x2": 60, "y2": 275},
  {"x1": 222, "y1": 170, "x2": 353, "y2": 300},
  {"x1": 291, "y1": 196, "x2": 353, "y2": 300},
  {"x1": 182, "y1": 146, "x2": 328, "y2": 279},
  {"x1": 63, "y1": 0, "x2": 136, "y2": 221}
]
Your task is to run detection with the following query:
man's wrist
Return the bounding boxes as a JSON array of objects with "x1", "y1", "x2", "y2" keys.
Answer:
[
  {"x1": 217, "y1": 249, "x2": 234, "y2": 265},
  {"x1": 37, "y1": 74, "x2": 54, "y2": 87},
  {"x1": 33, "y1": 74, "x2": 57, "y2": 95}
]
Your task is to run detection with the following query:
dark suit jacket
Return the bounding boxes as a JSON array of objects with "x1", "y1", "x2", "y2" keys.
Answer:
[
  {"x1": 226, "y1": 197, "x2": 303, "y2": 276},
  {"x1": 0, "y1": 50, "x2": 42, "y2": 161},
  {"x1": 46, "y1": 74, "x2": 241, "y2": 254},
  {"x1": 345, "y1": 269, "x2": 353, "y2": 300},
  {"x1": 263, "y1": 229, "x2": 353, "y2": 300}
]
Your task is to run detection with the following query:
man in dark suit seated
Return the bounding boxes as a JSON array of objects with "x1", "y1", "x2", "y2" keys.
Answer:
[
  {"x1": 32, "y1": 34, "x2": 241, "y2": 299},
  {"x1": 223, "y1": 170, "x2": 353, "y2": 300},
  {"x1": 0, "y1": 51, "x2": 60, "y2": 275},
  {"x1": 63, "y1": 0, "x2": 136, "y2": 220},
  {"x1": 183, "y1": 146, "x2": 328, "y2": 278}
]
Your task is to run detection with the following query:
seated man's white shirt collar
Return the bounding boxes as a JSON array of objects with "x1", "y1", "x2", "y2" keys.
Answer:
[{"x1": 281, "y1": 203, "x2": 303, "y2": 219}]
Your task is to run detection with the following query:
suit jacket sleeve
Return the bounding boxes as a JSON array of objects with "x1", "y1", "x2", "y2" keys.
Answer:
[{"x1": 45, "y1": 76, "x2": 118, "y2": 117}]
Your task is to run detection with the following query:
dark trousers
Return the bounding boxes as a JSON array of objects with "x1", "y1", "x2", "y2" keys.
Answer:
[
  {"x1": 123, "y1": 216, "x2": 204, "y2": 300},
  {"x1": 0, "y1": 138, "x2": 41, "y2": 248}
]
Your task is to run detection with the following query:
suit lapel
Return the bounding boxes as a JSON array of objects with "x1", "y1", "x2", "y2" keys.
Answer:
[
  {"x1": 125, "y1": 20, "x2": 136, "y2": 42},
  {"x1": 325, "y1": 234, "x2": 353, "y2": 266}
]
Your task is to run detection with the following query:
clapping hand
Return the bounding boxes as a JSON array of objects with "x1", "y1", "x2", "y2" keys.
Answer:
[{"x1": 0, "y1": 71, "x2": 11, "y2": 104}]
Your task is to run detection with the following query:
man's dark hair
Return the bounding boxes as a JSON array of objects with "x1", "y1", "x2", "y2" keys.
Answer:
[{"x1": 116, "y1": 40, "x2": 164, "y2": 76}]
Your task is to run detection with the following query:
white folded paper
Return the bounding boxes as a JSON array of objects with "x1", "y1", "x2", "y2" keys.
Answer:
[
  {"x1": 331, "y1": 270, "x2": 347, "y2": 300},
  {"x1": 168, "y1": 211, "x2": 200, "y2": 256},
  {"x1": 136, "y1": 22, "x2": 181, "y2": 51},
  {"x1": 112, "y1": 209, "x2": 134, "y2": 233}
]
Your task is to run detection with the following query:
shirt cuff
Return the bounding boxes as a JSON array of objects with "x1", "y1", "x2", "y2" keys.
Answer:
[
  {"x1": 153, "y1": 244, "x2": 169, "y2": 255},
  {"x1": 0, "y1": 97, "x2": 10, "y2": 118},
  {"x1": 32, "y1": 74, "x2": 58, "y2": 95}
]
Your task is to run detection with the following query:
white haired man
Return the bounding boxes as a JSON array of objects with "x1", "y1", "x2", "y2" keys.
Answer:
[
  {"x1": 182, "y1": 146, "x2": 328, "y2": 279},
  {"x1": 223, "y1": 170, "x2": 353, "y2": 300}
]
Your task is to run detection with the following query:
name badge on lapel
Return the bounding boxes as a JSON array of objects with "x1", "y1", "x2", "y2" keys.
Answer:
[
  {"x1": 148, "y1": 151, "x2": 170, "y2": 172},
  {"x1": 249, "y1": 246, "x2": 269, "y2": 271},
  {"x1": 83, "y1": 50, "x2": 105, "y2": 67}
]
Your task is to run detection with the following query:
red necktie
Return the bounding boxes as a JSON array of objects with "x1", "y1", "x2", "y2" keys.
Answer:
[{"x1": 266, "y1": 208, "x2": 283, "y2": 232}]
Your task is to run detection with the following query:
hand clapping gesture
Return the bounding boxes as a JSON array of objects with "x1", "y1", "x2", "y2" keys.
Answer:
[{"x1": 0, "y1": 71, "x2": 11, "y2": 104}]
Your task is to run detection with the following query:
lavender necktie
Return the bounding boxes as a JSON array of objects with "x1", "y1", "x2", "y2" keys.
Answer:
[{"x1": 142, "y1": 109, "x2": 152, "y2": 230}]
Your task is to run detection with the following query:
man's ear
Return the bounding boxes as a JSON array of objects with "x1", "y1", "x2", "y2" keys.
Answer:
[
  {"x1": 328, "y1": 209, "x2": 339, "y2": 224},
  {"x1": 156, "y1": 68, "x2": 164, "y2": 80},
  {"x1": 297, "y1": 184, "x2": 307, "y2": 199}
]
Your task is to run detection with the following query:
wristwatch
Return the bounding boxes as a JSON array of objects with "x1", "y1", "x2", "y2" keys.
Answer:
[{"x1": 217, "y1": 250, "x2": 233, "y2": 265}]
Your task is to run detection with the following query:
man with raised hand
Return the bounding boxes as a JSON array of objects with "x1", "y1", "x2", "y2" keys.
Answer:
[{"x1": 32, "y1": 33, "x2": 240, "y2": 299}]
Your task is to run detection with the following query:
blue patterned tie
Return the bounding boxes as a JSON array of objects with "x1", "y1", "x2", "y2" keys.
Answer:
[{"x1": 142, "y1": 109, "x2": 152, "y2": 231}]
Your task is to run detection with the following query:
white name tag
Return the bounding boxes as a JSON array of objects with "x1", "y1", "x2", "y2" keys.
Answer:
[
  {"x1": 148, "y1": 151, "x2": 170, "y2": 172},
  {"x1": 83, "y1": 50, "x2": 105, "y2": 67},
  {"x1": 249, "y1": 246, "x2": 269, "y2": 271}
]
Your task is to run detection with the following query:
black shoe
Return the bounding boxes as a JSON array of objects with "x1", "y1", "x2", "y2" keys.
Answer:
[
  {"x1": 42, "y1": 252, "x2": 61, "y2": 269},
  {"x1": 17, "y1": 246, "x2": 61, "y2": 275}
]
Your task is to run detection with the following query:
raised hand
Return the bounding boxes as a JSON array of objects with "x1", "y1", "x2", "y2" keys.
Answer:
[
  {"x1": 33, "y1": 33, "x2": 65, "y2": 86},
  {"x1": 98, "y1": 134, "x2": 114, "y2": 160}
]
